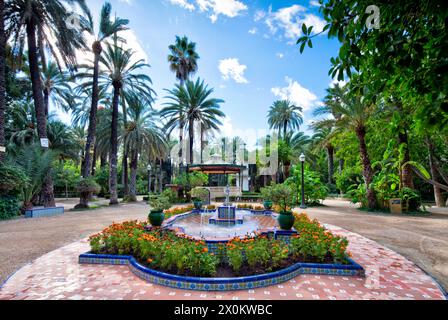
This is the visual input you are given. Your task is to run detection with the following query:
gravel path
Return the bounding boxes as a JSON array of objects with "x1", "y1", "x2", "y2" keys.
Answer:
[{"x1": 0, "y1": 199, "x2": 447, "y2": 293}]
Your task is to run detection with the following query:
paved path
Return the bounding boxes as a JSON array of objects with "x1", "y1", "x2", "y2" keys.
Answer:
[
  {"x1": 0, "y1": 199, "x2": 447, "y2": 294},
  {"x1": 0, "y1": 224, "x2": 444, "y2": 300}
]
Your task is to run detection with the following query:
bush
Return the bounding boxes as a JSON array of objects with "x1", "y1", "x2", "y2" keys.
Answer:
[
  {"x1": 161, "y1": 189, "x2": 177, "y2": 203},
  {"x1": 287, "y1": 166, "x2": 329, "y2": 205},
  {"x1": 334, "y1": 166, "x2": 362, "y2": 194},
  {"x1": 0, "y1": 164, "x2": 29, "y2": 195},
  {"x1": 269, "y1": 184, "x2": 297, "y2": 212},
  {"x1": 77, "y1": 177, "x2": 101, "y2": 195},
  {"x1": 190, "y1": 187, "x2": 209, "y2": 201},
  {"x1": 149, "y1": 196, "x2": 171, "y2": 212},
  {"x1": 0, "y1": 195, "x2": 20, "y2": 220}
]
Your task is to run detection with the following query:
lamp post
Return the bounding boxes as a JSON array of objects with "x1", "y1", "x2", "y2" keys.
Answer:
[
  {"x1": 299, "y1": 153, "x2": 307, "y2": 209},
  {"x1": 147, "y1": 164, "x2": 152, "y2": 194}
]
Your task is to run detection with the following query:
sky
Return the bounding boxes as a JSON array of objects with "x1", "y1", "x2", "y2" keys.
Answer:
[{"x1": 56, "y1": 0, "x2": 343, "y2": 147}]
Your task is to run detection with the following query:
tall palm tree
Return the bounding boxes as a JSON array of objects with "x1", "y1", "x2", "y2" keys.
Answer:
[
  {"x1": 163, "y1": 79, "x2": 224, "y2": 164},
  {"x1": 314, "y1": 82, "x2": 377, "y2": 209},
  {"x1": 123, "y1": 96, "x2": 166, "y2": 201},
  {"x1": 268, "y1": 100, "x2": 303, "y2": 138},
  {"x1": 0, "y1": 0, "x2": 5, "y2": 163},
  {"x1": 5, "y1": 0, "x2": 90, "y2": 207},
  {"x1": 81, "y1": 2, "x2": 128, "y2": 180},
  {"x1": 311, "y1": 127, "x2": 336, "y2": 184},
  {"x1": 168, "y1": 35, "x2": 200, "y2": 166},
  {"x1": 99, "y1": 40, "x2": 154, "y2": 205},
  {"x1": 41, "y1": 61, "x2": 73, "y2": 115}
]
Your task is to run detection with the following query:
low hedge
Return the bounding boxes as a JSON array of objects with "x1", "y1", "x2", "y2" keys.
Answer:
[{"x1": 0, "y1": 195, "x2": 20, "y2": 221}]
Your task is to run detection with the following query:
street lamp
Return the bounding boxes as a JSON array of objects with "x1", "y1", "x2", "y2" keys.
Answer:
[
  {"x1": 299, "y1": 153, "x2": 307, "y2": 209},
  {"x1": 147, "y1": 164, "x2": 152, "y2": 194}
]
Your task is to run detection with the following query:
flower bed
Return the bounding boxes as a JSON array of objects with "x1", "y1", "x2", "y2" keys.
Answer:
[{"x1": 87, "y1": 213, "x2": 353, "y2": 278}]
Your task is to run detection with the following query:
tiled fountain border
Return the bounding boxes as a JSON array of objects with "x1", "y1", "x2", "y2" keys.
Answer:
[{"x1": 78, "y1": 210, "x2": 365, "y2": 292}]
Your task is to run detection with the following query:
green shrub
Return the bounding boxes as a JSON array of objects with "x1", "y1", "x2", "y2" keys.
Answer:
[
  {"x1": 148, "y1": 195, "x2": 171, "y2": 211},
  {"x1": 0, "y1": 164, "x2": 29, "y2": 195},
  {"x1": 0, "y1": 195, "x2": 20, "y2": 220},
  {"x1": 161, "y1": 189, "x2": 177, "y2": 203},
  {"x1": 269, "y1": 183, "x2": 297, "y2": 212},
  {"x1": 190, "y1": 187, "x2": 209, "y2": 201},
  {"x1": 287, "y1": 166, "x2": 329, "y2": 205}
]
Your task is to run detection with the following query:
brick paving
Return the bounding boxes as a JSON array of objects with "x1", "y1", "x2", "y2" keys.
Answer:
[{"x1": 0, "y1": 224, "x2": 445, "y2": 300}]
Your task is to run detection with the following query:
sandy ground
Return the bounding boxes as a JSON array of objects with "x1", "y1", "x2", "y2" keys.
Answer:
[{"x1": 0, "y1": 198, "x2": 447, "y2": 293}]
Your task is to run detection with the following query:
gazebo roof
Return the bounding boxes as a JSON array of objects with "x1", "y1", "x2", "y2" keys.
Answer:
[
  {"x1": 188, "y1": 164, "x2": 246, "y2": 174},
  {"x1": 188, "y1": 153, "x2": 245, "y2": 174}
]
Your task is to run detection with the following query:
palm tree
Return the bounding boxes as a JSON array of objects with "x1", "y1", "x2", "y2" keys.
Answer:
[
  {"x1": 99, "y1": 40, "x2": 154, "y2": 205},
  {"x1": 311, "y1": 127, "x2": 336, "y2": 184},
  {"x1": 163, "y1": 79, "x2": 224, "y2": 164},
  {"x1": 41, "y1": 61, "x2": 73, "y2": 115},
  {"x1": 5, "y1": 0, "x2": 90, "y2": 207},
  {"x1": 268, "y1": 100, "x2": 303, "y2": 138},
  {"x1": 314, "y1": 82, "x2": 377, "y2": 209},
  {"x1": 0, "y1": 0, "x2": 5, "y2": 163},
  {"x1": 81, "y1": 2, "x2": 128, "y2": 180},
  {"x1": 168, "y1": 36, "x2": 200, "y2": 166},
  {"x1": 123, "y1": 96, "x2": 166, "y2": 201}
]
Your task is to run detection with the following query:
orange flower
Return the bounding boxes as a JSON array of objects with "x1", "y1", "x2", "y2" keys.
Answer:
[{"x1": 202, "y1": 247, "x2": 209, "y2": 253}]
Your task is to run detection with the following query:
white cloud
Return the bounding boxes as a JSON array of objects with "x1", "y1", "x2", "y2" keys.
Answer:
[
  {"x1": 329, "y1": 78, "x2": 347, "y2": 88},
  {"x1": 271, "y1": 77, "x2": 319, "y2": 111},
  {"x1": 219, "y1": 58, "x2": 249, "y2": 84},
  {"x1": 310, "y1": 0, "x2": 320, "y2": 7},
  {"x1": 248, "y1": 27, "x2": 257, "y2": 35},
  {"x1": 254, "y1": 9, "x2": 266, "y2": 22},
  {"x1": 197, "y1": 0, "x2": 248, "y2": 23},
  {"x1": 168, "y1": 0, "x2": 195, "y2": 11},
  {"x1": 265, "y1": 5, "x2": 326, "y2": 41},
  {"x1": 168, "y1": 0, "x2": 248, "y2": 23},
  {"x1": 276, "y1": 52, "x2": 284, "y2": 59},
  {"x1": 118, "y1": 0, "x2": 133, "y2": 5}
]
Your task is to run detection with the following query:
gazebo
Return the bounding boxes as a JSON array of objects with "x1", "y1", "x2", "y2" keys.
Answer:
[{"x1": 188, "y1": 154, "x2": 247, "y2": 201}]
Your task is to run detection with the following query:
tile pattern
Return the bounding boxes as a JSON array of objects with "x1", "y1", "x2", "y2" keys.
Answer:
[{"x1": 0, "y1": 224, "x2": 445, "y2": 300}]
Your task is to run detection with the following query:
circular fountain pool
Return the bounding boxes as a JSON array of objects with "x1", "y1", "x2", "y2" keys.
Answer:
[{"x1": 168, "y1": 210, "x2": 279, "y2": 239}]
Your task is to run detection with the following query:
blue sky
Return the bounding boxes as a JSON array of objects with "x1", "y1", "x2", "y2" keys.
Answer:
[{"x1": 59, "y1": 0, "x2": 342, "y2": 140}]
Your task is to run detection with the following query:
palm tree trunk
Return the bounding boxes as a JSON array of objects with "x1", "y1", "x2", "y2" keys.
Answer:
[
  {"x1": 81, "y1": 42, "x2": 102, "y2": 179},
  {"x1": 189, "y1": 118, "x2": 194, "y2": 164},
  {"x1": 178, "y1": 120, "x2": 184, "y2": 166},
  {"x1": 426, "y1": 137, "x2": 445, "y2": 207},
  {"x1": 109, "y1": 84, "x2": 121, "y2": 205},
  {"x1": 0, "y1": 0, "x2": 5, "y2": 164},
  {"x1": 399, "y1": 130, "x2": 414, "y2": 189},
  {"x1": 26, "y1": 18, "x2": 55, "y2": 208},
  {"x1": 355, "y1": 126, "x2": 376, "y2": 209},
  {"x1": 327, "y1": 145, "x2": 335, "y2": 184},
  {"x1": 91, "y1": 140, "x2": 98, "y2": 176},
  {"x1": 121, "y1": 95, "x2": 129, "y2": 198},
  {"x1": 43, "y1": 88, "x2": 50, "y2": 117},
  {"x1": 159, "y1": 159, "x2": 164, "y2": 193},
  {"x1": 128, "y1": 150, "x2": 138, "y2": 202},
  {"x1": 200, "y1": 124, "x2": 204, "y2": 164},
  {"x1": 283, "y1": 121, "x2": 287, "y2": 139}
]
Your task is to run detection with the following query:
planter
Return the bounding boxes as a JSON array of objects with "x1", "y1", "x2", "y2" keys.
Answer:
[
  {"x1": 148, "y1": 210, "x2": 165, "y2": 227},
  {"x1": 193, "y1": 200, "x2": 203, "y2": 210},
  {"x1": 263, "y1": 200, "x2": 273, "y2": 210},
  {"x1": 278, "y1": 211, "x2": 295, "y2": 230},
  {"x1": 25, "y1": 207, "x2": 65, "y2": 218}
]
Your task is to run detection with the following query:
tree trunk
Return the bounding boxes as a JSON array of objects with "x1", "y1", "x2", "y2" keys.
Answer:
[
  {"x1": 109, "y1": 84, "x2": 121, "y2": 205},
  {"x1": 327, "y1": 145, "x2": 335, "y2": 184},
  {"x1": 426, "y1": 137, "x2": 445, "y2": 207},
  {"x1": 91, "y1": 140, "x2": 97, "y2": 176},
  {"x1": 356, "y1": 126, "x2": 376, "y2": 209},
  {"x1": 159, "y1": 159, "x2": 164, "y2": 193},
  {"x1": 26, "y1": 18, "x2": 55, "y2": 207},
  {"x1": 189, "y1": 118, "x2": 194, "y2": 164},
  {"x1": 100, "y1": 153, "x2": 107, "y2": 168},
  {"x1": 128, "y1": 151, "x2": 138, "y2": 202},
  {"x1": 81, "y1": 41, "x2": 102, "y2": 179},
  {"x1": 178, "y1": 122, "x2": 184, "y2": 166},
  {"x1": 339, "y1": 159, "x2": 344, "y2": 174},
  {"x1": 399, "y1": 130, "x2": 414, "y2": 189},
  {"x1": 200, "y1": 125, "x2": 204, "y2": 164},
  {"x1": 121, "y1": 95, "x2": 129, "y2": 198},
  {"x1": 0, "y1": 0, "x2": 5, "y2": 163},
  {"x1": 43, "y1": 88, "x2": 50, "y2": 117},
  {"x1": 283, "y1": 121, "x2": 287, "y2": 139}
]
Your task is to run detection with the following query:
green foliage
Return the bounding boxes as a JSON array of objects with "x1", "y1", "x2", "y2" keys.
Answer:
[
  {"x1": 54, "y1": 161, "x2": 81, "y2": 195},
  {"x1": 268, "y1": 183, "x2": 297, "y2": 212},
  {"x1": 174, "y1": 172, "x2": 208, "y2": 188},
  {"x1": 148, "y1": 195, "x2": 171, "y2": 211},
  {"x1": 161, "y1": 189, "x2": 177, "y2": 203},
  {"x1": 94, "y1": 167, "x2": 109, "y2": 196},
  {"x1": 0, "y1": 164, "x2": 29, "y2": 195},
  {"x1": 77, "y1": 177, "x2": 101, "y2": 195},
  {"x1": 190, "y1": 187, "x2": 209, "y2": 202},
  {"x1": 288, "y1": 166, "x2": 329, "y2": 205},
  {"x1": 334, "y1": 166, "x2": 362, "y2": 194},
  {"x1": 260, "y1": 185, "x2": 273, "y2": 201},
  {"x1": 0, "y1": 195, "x2": 20, "y2": 220}
]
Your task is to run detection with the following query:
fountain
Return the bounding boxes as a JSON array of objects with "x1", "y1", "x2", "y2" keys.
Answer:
[{"x1": 209, "y1": 185, "x2": 243, "y2": 226}]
